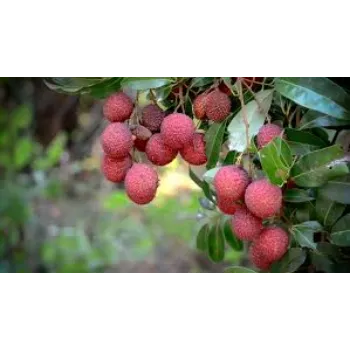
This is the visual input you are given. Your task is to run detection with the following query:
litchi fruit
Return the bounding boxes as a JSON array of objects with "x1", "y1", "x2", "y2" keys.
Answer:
[
  {"x1": 160, "y1": 113, "x2": 195, "y2": 150},
  {"x1": 101, "y1": 154, "x2": 132, "y2": 183},
  {"x1": 214, "y1": 166, "x2": 249, "y2": 202},
  {"x1": 250, "y1": 226, "x2": 289, "y2": 269},
  {"x1": 145, "y1": 134, "x2": 178, "y2": 166},
  {"x1": 249, "y1": 243, "x2": 272, "y2": 270},
  {"x1": 244, "y1": 178, "x2": 282, "y2": 219},
  {"x1": 130, "y1": 125, "x2": 152, "y2": 141},
  {"x1": 180, "y1": 133, "x2": 207, "y2": 165},
  {"x1": 125, "y1": 163, "x2": 159, "y2": 205},
  {"x1": 103, "y1": 92, "x2": 133, "y2": 122},
  {"x1": 231, "y1": 207, "x2": 263, "y2": 241},
  {"x1": 257, "y1": 124, "x2": 284, "y2": 148},
  {"x1": 141, "y1": 105, "x2": 166, "y2": 133},
  {"x1": 101, "y1": 122, "x2": 133, "y2": 159},
  {"x1": 205, "y1": 90, "x2": 231, "y2": 122},
  {"x1": 217, "y1": 199, "x2": 242, "y2": 215},
  {"x1": 134, "y1": 138, "x2": 148, "y2": 152},
  {"x1": 193, "y1": 94, "x2": 207, "y2": 119}
]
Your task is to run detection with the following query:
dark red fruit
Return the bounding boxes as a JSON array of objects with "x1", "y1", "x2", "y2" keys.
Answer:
[
  {"x1": 257, "y1": 124, "x2": 284, "y2": 149},
  {"x1": 145, "y1": 134, "x2": 178, "y2": 166},
  {"x1": 180, "y1": 133, "x2": 207, "y2": 166},
  {"x1": 141, "y1": 105, "x2": 166, "y2": 133},
  {"x1": 205, "y1": 90, "x2": 231, "y2": 122},
  {"x1": 193, "y1": 94, "x2": 207, "y2": 119}
]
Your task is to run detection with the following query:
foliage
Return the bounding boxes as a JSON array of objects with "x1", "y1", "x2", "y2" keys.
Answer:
[{"x1": 45, "y1": 77, "x2": 350, "y2": 273}]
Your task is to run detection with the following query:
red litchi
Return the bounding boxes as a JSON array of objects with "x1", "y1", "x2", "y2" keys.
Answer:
[
  {"x1": 257, "y1": 124, "x2": 284, "y2": 149},
  {"x1": 218, "y1": 82, "x2": 231, "y2": 96},
  {"x1": 180, "y1": 133, "x2": 207, "y2": 166},
  {"x1": 250, "y1": 226, "x2": 289, "y2": 269},
  {"x1": 214, "y1": 166, "x2": 249, "y2": 202},
  {"x1": 205, "y1": 90, "x2": 231, "y2": 122},
  {"x1": 141, "y1": 105, "x2": 166, "y2": 133},
  {"x1": 130, "y1": 125, "x2": 152, "y2": 141},
  {"x1": 231, "y1": 207, "x2": 263, "y2": 241},
  {"x1": 193, "y1": 94, "x2": 207, "y2": 119},
  {"x1": 244, "y1": 178, "x2": 282, "y2": 219},
  {"x1": 145, "y1": 134, "x2": 178, "y2": 166},
  {"x1": 160, "y1": 113, "x2": 195, "y2": 150},
  {"x1": 101, "y1": 122, "x2": 133, "y2": 159},
  {"x1": 102, "y1": 154, "x2": 132, "y2": 183},
  {"x1": 125, "y1": 163, "x2": 159, "y2": 205},
  {"x1": 249, "y1": 243, "x2": 272, "y2": 270},
  {"x1": 103, "y1": 92, "x2": 133, "y2": 122},
  {"x1": 217, "y1": 199, "x2": 242, "y2": 215},
  {"x1": 134, "y1": 138, "x2": 148, "y2": 152}
]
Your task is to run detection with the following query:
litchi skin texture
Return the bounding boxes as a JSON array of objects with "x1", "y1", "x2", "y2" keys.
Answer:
[
  {"x1": 231, "y1": 207, "x2": 263, "y2": 241},
  {"x1": 244, "y1": 178, "x2": 282, "y2": 219},
  {"x1": 257, "y1": 124, "x2": 284, "y2": 149},
  {"x1": 134, "y1": 138, "x2": 148, "y2": 152},
  {"x1": 205, "y1": 90, "x2": 231, "y2": 122},
  {"x1": 142, "y1": 105, "x2": 166, "y2": 133},
  {"x1": 145, "y1": 134, "x2": 178, "y2": 166},
  {"x1": 125, "y1": 163, "x2": 159, "y2": 205},
  {"x1": 160, "y1": 113, "x2": 195, "y2": 150},
  {"x1": 193, "y1": 94, "x2": 207, "y2": 119},
  {"x1": 217, "y1": 199, "x2": 242, "y2": 215},
  {"x1": 180, "y1": 133, "x2": 207, "y2": 166},
  {"x1": 101, "y1": 122, "x2": 133, "y2": 159},
  {"x1": 250, "y1": 227, "x2": 289, "y2": 269},
  {"x1": 102, "y1": 154, "x2": 132, "y2": 183},
  {"x1": 249, "y1": 244, "x2": 272, "y2": 270},
  {"x1": 103, "y1": 92, "x2": 134, "y2": 122},
  {"x1": 214, "y1": 166, "x2": 249, "y2": 202}
]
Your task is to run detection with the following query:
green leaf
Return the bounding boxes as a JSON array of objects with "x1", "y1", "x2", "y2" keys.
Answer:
[
  {"x1": 284, "y1": 189, "x2": 315, "y2": 203},
  {"x1": 45, "y1": 78, "x2": 109, "y2": 94},
  {"x1": 223, "y1": 151, "x2": 238, "y2": 165},
  {"x1": 223, "y1": 219, "x2": 243, "y2": 252},
  {"x1": 287, "y1": 141, "x2": 320, "y2": 156},
  {"x1": 270, "y1": 248, "x2": 306, "y2": 273},
  {"x1": 203, "y1": 167, "x2": 220, "y2": 184},
  {"x1": 300, "y1": 110, "x2": 350, "y2": 129},
  {"x1": 11, "y1": 105, "x2": 32, "y2": 129},
  {"x1": 89, "y1": 78, "x2": 123, "y2": 98},
  {"x1": 208, "y1": 225, "x2": 225, "y2": 263},
  {"x1": 294, "y1": 202, "x2": 316, "y2": 223},
  {"x1": 189, "y1": 168, "x2": 212, "y2": 201},
  {"x1": 291, "y1": 145, "x2": 349, "y2": 187},
  {"x1": 225, "y1": 266, "x2": 256, "y2": 273},
  {"x1": 330, "y1": 231, "x2": 350, "y2": 246},
  {"x1": 227, "y1": 89, "x2": 274, "y2": 152},
  {"x1": 332, "y1": 213, "x2": 350, "y2": 233},
  {"x1": 259, "y1": 137, "x2": 293, "y2": 186},
  {"x1": 318, "y1": 175, "x2": 350, "y2": 204},
  {"x1": 205, "y1": 121, "x2": 227, "y2": 169},
  {"x1": 196, "y1": 224, "x2": 209, "y2": 252},
  {"x1": 315, "y1": 193, "x2": 346, "y2": 228},
  {"x1": 285, "y1": 128, "x2": 328, "y2": 147},
  {"x1": 121, "y1": 78, "x2": 174, "y2": 91},
  {"x1": 14, "y1": 138, "x2": 34, "y2": 169},
  {"x1": 291, "y1": 221, "x2": 322, "y2": 250},
  {"x1": 46, "y1": 133, "x2": 67, "y2": 165},
  {"x1": 275, "y1": 77, "x2": 350, "y2": 120},
  {"x1": 310, "y1": 251, "x2": 334, "y2": 272},
  {"x1": 191, "y1": 77, "x2": 214, "y2": 88}
]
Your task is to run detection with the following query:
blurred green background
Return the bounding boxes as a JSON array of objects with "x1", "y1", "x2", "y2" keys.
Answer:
[{"x1": 0, "y1": 78, "x2": 242, "y2": 272}]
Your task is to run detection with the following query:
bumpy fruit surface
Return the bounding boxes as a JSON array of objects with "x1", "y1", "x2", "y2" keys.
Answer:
[
  {"x1": 146, "y1": 134, "x2": 178, "y2": 166},
  {"x1": 257, "y1": 124, "x2": 284, "y2": 148},
  {"x1": 103, "y1": 92, "x2": 133, "y2": 122},
  {"x1": 214, "y1": 166, "x2": 249, "y2": 202},
  {"x1": 160, "y1": 113, "x2": 194, "y2": 150},
  {"x1": 101, "y1": 122, "x2": 133, "y2": 159},
  {"x1": 205, "y1": 90, "x2": 231, "y2": 122},
  {"x1": 193, "y1": 94, "x2": 207, "y2": 119},
  {"x1": 142, "y1": 105, "x2": 166, "y2": 132},
  {"x1": 125, "y1": 164, "x2": 159, "y2": 205},
  {"x1": 249, "y1": 243, "x2": 271, "y2": 270},
  {"x1": 180, "y1": 133, "x2": 207, "y2": 165},
  {"x1": 231, "y1": 207, "x2": 262, "y2": 241},
  {"x1": 244, "y1": 178, "x2": 282, "y2": 219},
  {"x1": 102, "y1": 154, "x2": 132, "y2": 183},
  {"x1": 250, "y1": 227, "x2": 289, "y2": 269},
  {"x1": 217, "y1": 199, "x2": 242, "y2": 215}
]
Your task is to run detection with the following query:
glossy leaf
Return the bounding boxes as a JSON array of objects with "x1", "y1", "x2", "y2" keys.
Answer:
[
  {"x1": 208, "y1": 225, "x2": 225, "y2": 263},
  {"x1": 189, "y1": 168, "x2": 212, "y2": 201},
  {"x1": 332, "y1": 213, "x2": 350, "y2": 233},
  {"x1": 225, "y1": 266, "x2": 256, "y2": 273},
  {"x1": 315, "y1": 194, "x2": 346, "y2": 228},
  {"x1": 300, "y1": 110, "x2": 350, "y2": 129},
  {"x1": 191, "y1": 77, "x2": 214, "y2": 88},
  {"x1": 121, "y1": 78, "x2": 174, "y2": 91},
  {"x1": 284, "y1": 189, "x2": 315, "y2": 203},
  {"x1": 270, "y1": 248, "x2": 306, "y2": 273},
  {"x1": 205, "y1": 121, "x2": 227, "y2": 169},
  {"x1": 291, "y1": 145, "x2": 349, "y2": 187},
  {"x1": 45, "y1": 78, "x2": 108, "y2": 94},
  {"x1": 291, "y1": 221, "x2": 323, "y2": 250},
  {"x1": 318, "y1": 175, "x2": 350, "y2": 204},
  {"x1": 223, "y1": 151, "x2": 238, "y2": 165},
  {"x1": 275, "y1": 77, "x2": 350, "y2": 120},
  {"x1": 330, "y1": 231, "x2": 350, "y2": 246},
  {"x1": 227, "y1": 89, "x2": 274, "y2": 152},
  {"x1": 196, "y1": 224, "x2": 209, "y2": 252},
  {"x1": 259, "y1": 137, "x2": 293, "y2": 186},
  {"x1": 223, "y1": 219, "x2": 243, "y2": 252},
  {"x1": 294, "y1": 202, "x2": 316, "y2": 223},
  {"x1": 285, "y1": 128, "x2": 328, "y2": 147}
]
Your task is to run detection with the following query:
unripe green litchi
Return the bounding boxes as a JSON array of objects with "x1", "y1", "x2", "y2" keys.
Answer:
[
  {"x1": 257, "y1": 124, "x2": 284, "y2": 148},
  {"x1": 214, "y1": 166, "x2": 249, "y2": 202},
  {"x1": 244, "y1": 178, "x2": 282, "y2": 219},
  {"x1": 180, "y1": 133, "x2": 207, "y2": 166},
  {"x1": 205, "y1": 90, "x2": 231, "y2": 122},
  {"x1": 193, "y1": 94, "x2": 207, "y2": 119},
  {"x1": 103, "y1": 92, "x2": 133, "y2": 122},
  {"x1": 160, "y1": 113, "x2": 195, "y2": 150},
  {"x1": 141, "y1": 105, "x2": 166, "y2": 133},
  {"x1": 102, "y1": 154, "x2": 132, "y2": 183},
  {"x1": 145, "y1": 134, "x2": 178, "y2": 166},
  {"x1": 125, "y1": 163, "x2": 159, "y2": 205},
  {"x1": 101, "y1": 122, "x2": 133, "y2": 159},
  {"x1": 231, "y1": 207, "x2": 263, "y2": 241}
]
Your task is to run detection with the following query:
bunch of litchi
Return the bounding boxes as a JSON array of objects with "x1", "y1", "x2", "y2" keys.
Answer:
[{"x1": 213, "y1": 165, "x2": 288, "y2": 270}]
